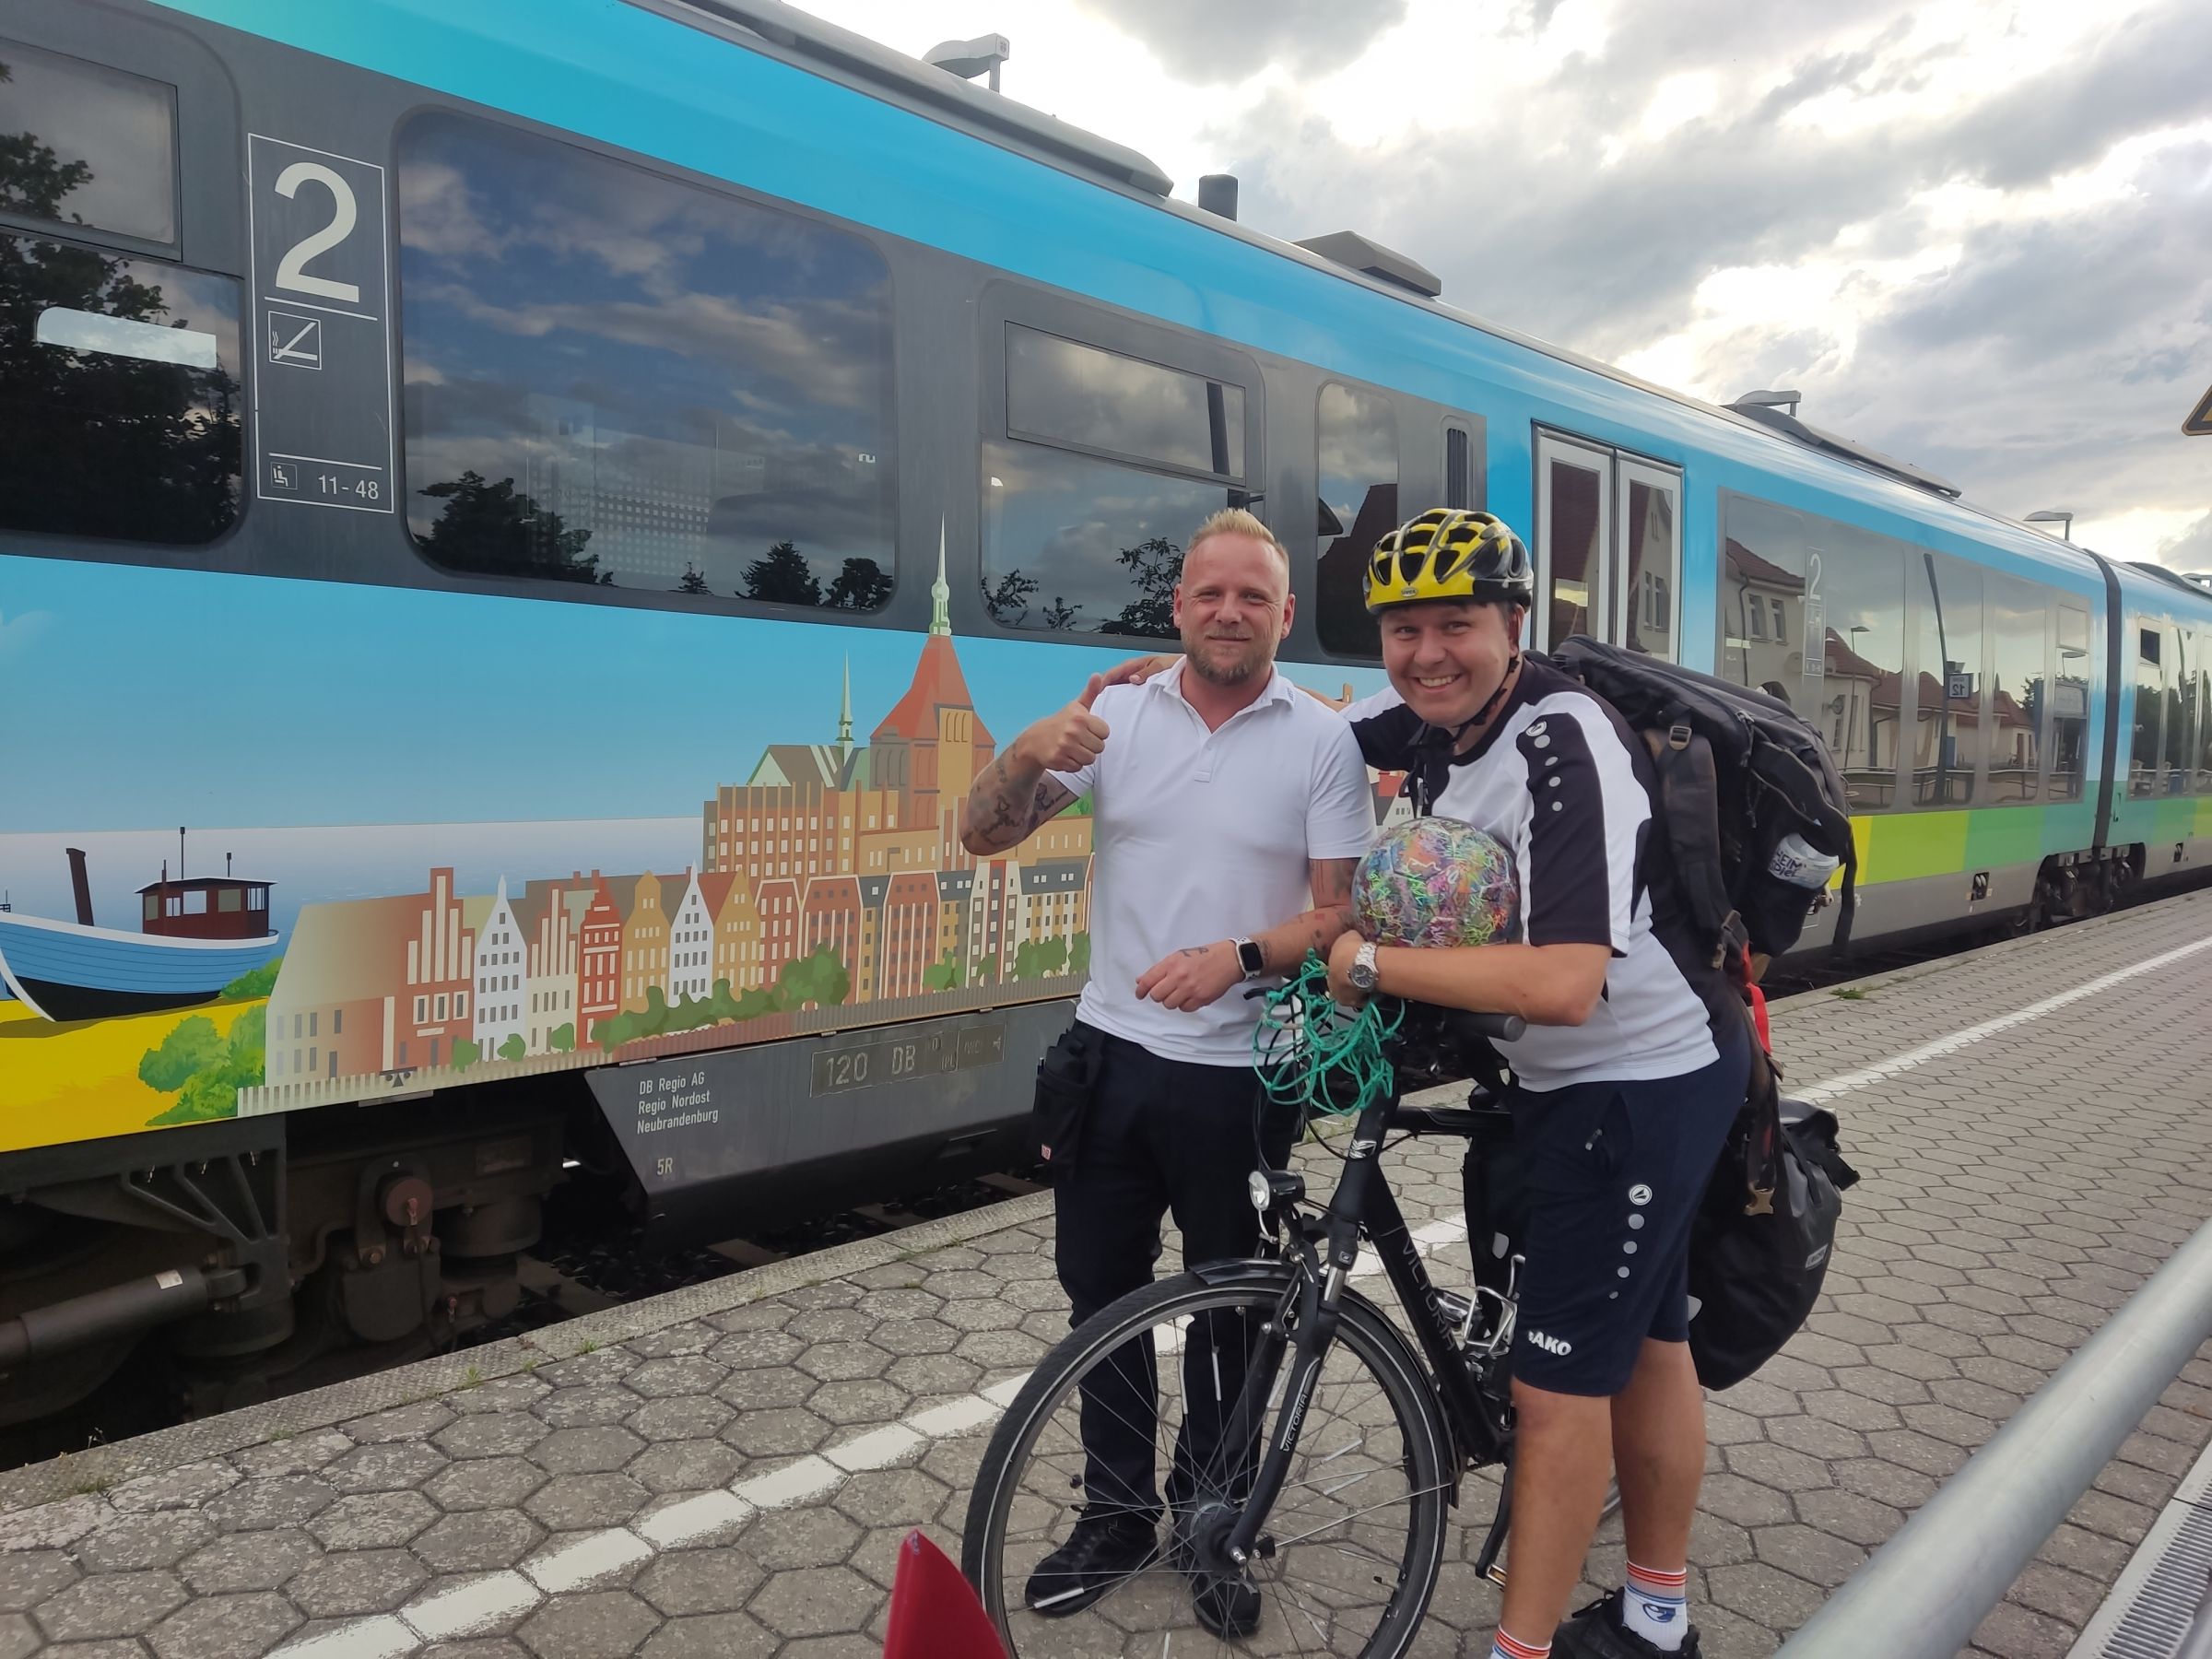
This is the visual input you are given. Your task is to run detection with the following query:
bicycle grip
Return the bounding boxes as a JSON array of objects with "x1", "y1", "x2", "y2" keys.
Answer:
[{"x1": 1453, "y1": 1011, "x2": 1526, "y2": 1043}]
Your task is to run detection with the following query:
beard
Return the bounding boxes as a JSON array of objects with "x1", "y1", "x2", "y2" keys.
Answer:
[{"x1": 1183, "y1": 629, "x2": 1273, "y2": 686}]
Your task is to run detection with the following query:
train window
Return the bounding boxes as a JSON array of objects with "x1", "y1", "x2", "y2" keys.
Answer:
[
  {"x1": 1445, "y1": 425, "x2": 1475, "y2": 510},
  {"x1": 1912, "y1": 555, "x2": 1983, "y2": 807},
  {"x1": 2164, "y1": 624, "x2": 2195, "y2": 794},
  {"x1": 1315, "y1": 382, "x2": 1398, "y2": 658},
  {"x1": 0, "y1": 40, "x2": 177, "y2": 245},
  {"x1": 2198, "y1": 639, "x2": 2212, "y2": 792},
  {"x1": 1819, "y1": 528, "x2": 1904, "y2": 809},
  {"x1": 1718, "y1": 496, "x2": 1813, "y2": 712},
  {"x1": 980, "y1": 441, "x2": 1227, "y2": 635},
  {"x1": 1006, "y1": 326, "x2": 1243, "y2": 480},
  {"x1": 2051, "y1": 603, "x2": 2089, "y2": 800},
  {"x1": 397, "y1": 112, "x2": 896, "y2": 606},
  {"x1": 0, "y1": 231, "x2": 243, "y2": 544},
  {"x1": 2130, "y1": 623, "x2": 2161, "y2": 797},
  {"x1": 1985, "y1": 577, "x2": 2047, "y2": 803}
]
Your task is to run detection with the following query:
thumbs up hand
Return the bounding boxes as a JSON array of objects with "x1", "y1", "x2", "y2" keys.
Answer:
[{"x1": 1017, "y1": 675, "x2": 1112, "y2": 773}]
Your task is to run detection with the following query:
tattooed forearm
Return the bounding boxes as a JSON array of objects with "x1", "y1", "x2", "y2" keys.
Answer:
[
  {"x1": 961, "y1": 752, "x2": 1076, "y2": 854},
  {"x1": 1242, "y1": 858, "x2": 1359, "y2": 973}
]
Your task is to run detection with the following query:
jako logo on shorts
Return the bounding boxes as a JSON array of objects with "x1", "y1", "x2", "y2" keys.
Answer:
[{"x1": 1527, "y1": 1330, "x2": 1573, "y2": 1356}]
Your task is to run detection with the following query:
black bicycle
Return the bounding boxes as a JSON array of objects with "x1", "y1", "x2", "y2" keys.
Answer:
[{"x1": 961, "y1": 1001, "x2": 1533, "y2": 1658}]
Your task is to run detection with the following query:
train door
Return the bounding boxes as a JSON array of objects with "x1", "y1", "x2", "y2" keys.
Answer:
[{"x1": 1533, "y1": 432, "x2": 1681, "y2": 660}]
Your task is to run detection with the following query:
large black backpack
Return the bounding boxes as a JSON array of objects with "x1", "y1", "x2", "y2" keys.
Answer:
[{"x1": 1549, "y1": 636, "x2": 1858, "y2": 971}]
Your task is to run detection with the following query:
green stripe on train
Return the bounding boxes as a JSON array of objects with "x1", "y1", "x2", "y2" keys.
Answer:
[{"x1": 1846, "y1": 799, "x2": 2105, "y2": 887}]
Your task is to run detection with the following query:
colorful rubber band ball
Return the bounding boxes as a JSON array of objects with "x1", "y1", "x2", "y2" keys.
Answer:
[{"x1": 1353, "y1": 816, "x2": 1522, "y2": 949}]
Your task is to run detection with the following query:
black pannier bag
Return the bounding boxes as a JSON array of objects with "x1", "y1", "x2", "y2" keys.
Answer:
[
  {"x1": 1549, "y1": 636, "x2": 1858, "y2": 971},
  {"x1": 1684, "y1": 1041, "x2": 1860, "y2": 1390}
]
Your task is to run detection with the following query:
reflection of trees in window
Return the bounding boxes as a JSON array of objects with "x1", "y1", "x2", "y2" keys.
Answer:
[
  {"x1": 825, "y1": 557, "x2": 892, "y2": 611},
  {"x1": 980, "y1": 440, "x2": 1220, "y2": 638},
  {"x1": 418, "y1": 472, "x2": 604, "y2": 582},
  {"x1": 1101, "y1": 537, "x2": 1182, "y2": 637},
  {"x1": 743, "y1": 541, "x2": 821, "y2": 606},
  {"x1": 984, "y1": 569, "x2": 1039, "y2": 626},
  {"x1": 0, "y1": 58, "x2": 241, "y2": 545},
  {"x1": 677, "y1": 563, "x2": 709, "y2": 594}
]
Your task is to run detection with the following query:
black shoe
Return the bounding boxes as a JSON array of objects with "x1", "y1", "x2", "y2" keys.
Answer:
[
  {"x1": 1554, "y1": 1587, "x2": 1701, "y2": 1658},
  {"x1": 1164, "y1": 1513, "x2": 1263, "y2": 1638},
  {"x1": 1190, "y1": 1570, "x2": 1263, "y2": 1638},
  {"x1": 1023, "y1": 1510, "x2": 1159, "y2": 1618}
]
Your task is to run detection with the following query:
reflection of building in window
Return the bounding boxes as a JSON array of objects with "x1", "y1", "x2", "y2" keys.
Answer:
[{"x1": 1721, "y1": 537, "x2": 1805, "y2": 700}]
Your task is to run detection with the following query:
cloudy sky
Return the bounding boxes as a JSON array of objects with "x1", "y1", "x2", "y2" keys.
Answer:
[{"x1": 803, "y1": 0, "x2": 2212, "y2": 573}]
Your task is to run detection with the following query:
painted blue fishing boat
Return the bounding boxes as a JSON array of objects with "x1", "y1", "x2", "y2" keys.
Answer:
[{"x1": 0, "y1": 845, "x2": 282, "y2": 1022}]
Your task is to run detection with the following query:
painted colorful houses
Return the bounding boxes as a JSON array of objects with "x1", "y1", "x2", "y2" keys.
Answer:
[{"x1": 265, "y1": 559, "x2": 1100, "y2": 1079}]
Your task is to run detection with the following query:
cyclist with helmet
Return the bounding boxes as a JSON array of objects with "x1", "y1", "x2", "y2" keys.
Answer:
[
  {"x1": 1101, "y1": 507, "x2": 1744, "y2": 1659},
  {"x1": 1327, "y1": 508, "x2": 1746, "y2": 1659}
]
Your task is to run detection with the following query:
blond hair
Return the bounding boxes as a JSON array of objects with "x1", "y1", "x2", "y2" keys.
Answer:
[{"x1": 1186, "y1": 506, "x2": 1289, "y2": 566}]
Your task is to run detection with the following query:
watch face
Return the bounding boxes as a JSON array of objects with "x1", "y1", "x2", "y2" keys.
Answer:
[{"x1": 1238, "y1": 939, "x2": 1265, "y2": 976}]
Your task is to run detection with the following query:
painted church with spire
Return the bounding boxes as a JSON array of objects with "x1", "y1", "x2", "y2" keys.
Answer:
[{"x1": 698, "y1": 539, "x2": 1092, "y2": 997}]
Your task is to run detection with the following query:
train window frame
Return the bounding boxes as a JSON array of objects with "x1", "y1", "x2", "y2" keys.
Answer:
[
  {"x1": 974, "y1": 281, "x2": 1265, "y2": 645},
  {"x1": 394, "y1": 104, "x2": 902, "y2": 618},
  {"x1": 0, "y1": 6, "x2": 250, "y2": 555}
]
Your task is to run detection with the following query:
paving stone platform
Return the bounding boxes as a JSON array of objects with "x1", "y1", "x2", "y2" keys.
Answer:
[{"x1": 3, "y1": 889, "x2": 2210, "y2": 1658}]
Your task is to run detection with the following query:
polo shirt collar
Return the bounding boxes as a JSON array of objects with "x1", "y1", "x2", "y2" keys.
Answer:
[{"x1": 1151, "y1": 656, "x2": 1295, "y2": 711}]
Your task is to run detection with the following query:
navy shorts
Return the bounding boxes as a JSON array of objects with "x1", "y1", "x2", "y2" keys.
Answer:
[{"x1": 1506, "y1": 1030, "x2": 1749, "y2": 1397}]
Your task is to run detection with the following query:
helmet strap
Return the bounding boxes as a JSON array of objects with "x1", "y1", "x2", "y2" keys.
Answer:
[{"x1": 1450, "y1": 651, "x2": 1522, "y2": 747}]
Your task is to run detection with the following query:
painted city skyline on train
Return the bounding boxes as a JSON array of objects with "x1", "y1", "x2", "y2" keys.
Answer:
[{"x1": 0, "y1": 548, "x2": 1395, "y2": 1154}]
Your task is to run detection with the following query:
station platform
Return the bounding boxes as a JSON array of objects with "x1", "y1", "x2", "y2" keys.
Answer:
[{"x1": 4, "y1": 890, "x2": 2211, "y2": 1659}]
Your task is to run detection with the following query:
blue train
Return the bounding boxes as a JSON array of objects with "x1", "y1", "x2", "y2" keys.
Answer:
[{"x1": 1, "y1": 0, "x2": 2206, "y2": 1420}]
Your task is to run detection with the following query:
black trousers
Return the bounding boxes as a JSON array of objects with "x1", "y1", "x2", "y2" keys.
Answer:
[{"x1": 1053, "y1": 1028, "x2": 1299, "y2": 1522}]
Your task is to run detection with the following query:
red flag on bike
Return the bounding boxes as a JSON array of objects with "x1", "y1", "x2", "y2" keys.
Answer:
[{"x1": 883, "y1": 1529, "x2": 1006, "y2": 1659}]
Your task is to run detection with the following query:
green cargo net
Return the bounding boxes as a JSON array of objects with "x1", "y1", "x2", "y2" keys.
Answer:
[{"x1": 1253, "y1": 953, "x2": 1403, "y2": 1119}]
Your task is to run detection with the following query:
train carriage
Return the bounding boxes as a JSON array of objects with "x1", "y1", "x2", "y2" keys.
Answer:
[{"x1": 2, "y1": 0, "x2": 2208, "y2": 1421}]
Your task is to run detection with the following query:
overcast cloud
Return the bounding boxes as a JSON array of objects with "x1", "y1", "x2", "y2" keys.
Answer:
[{"x1": 808, "y1": 0, "x2": 2212, "y2": 573}]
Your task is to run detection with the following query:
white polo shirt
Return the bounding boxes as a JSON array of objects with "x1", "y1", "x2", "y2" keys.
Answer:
[{"x1": 1051, "y1": 662, "x2": 1375, "y2": 1065}]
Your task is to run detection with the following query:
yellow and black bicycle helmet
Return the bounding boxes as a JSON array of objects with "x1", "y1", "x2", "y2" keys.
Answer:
[{"x1": 1364, "y1": 509, "x2": 1534, "y2": 615}]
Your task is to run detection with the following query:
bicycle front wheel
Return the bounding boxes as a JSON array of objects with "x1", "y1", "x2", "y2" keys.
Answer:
[{"x1": 962, "y1": 1265, "x2": 1453, "y2": 1658}]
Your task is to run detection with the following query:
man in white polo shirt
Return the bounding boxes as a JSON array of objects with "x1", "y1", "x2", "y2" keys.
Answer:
[{"x1": 961, "y1": 507, "x2": 1373, "y2": 1635}]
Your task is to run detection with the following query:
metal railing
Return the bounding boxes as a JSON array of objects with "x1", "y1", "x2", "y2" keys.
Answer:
[{"x1": 1775, "y1": 1214, "x2": 2212, "y2": 1656}]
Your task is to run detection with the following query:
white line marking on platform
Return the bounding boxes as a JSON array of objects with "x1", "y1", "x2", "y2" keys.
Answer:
[
  {"x1": 403, "y1": 1570, "x2": 542, "y2": 1640},
  {"x1": 1794, "y1": 935, "x2": 2212, "y2": 1106},
  {"x1": 270, "y1": 1615, "x2": 418, "y2": 1658},
  {"x1": 257, "y1": 936, "x2": 2196, "y2": 1659},
  {"x1": 637, "y1": 1488, "x2": 752, "y2": 1548},
  {"x1": 523, "y1": 1525, "x2": 653, "y2": 1593}
]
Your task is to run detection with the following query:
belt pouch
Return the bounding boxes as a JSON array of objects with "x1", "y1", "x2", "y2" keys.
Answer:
[{"x1": 1032, "y1": 1022, "x2": 1104, "y2": 1171}]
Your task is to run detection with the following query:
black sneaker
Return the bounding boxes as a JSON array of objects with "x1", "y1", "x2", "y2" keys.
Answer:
[
  {"x1": 1554, "y1": 1588, "x2": 1701, "y2": 1658},
  {"x1": 1022, "y1": 1510, "x2": 1159, "y2": 1617}
]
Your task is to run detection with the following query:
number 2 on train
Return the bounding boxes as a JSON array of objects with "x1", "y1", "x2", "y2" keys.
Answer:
[{"x1": 272, "y1": 160, "x2": 361, "y2": 304}]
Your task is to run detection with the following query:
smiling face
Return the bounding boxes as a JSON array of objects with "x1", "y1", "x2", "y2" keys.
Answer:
[
  {"x1": 1379, "y1": 598, "x2": 1525, "y2": 727},
  {"x1": 1173, "y1": 531, "x2": 1295, "y2": 687}
]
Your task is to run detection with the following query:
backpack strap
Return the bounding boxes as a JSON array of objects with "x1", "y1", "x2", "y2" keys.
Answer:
[{"x1": 1645, "y1": 719, "x2": 1742, "y2": 968}]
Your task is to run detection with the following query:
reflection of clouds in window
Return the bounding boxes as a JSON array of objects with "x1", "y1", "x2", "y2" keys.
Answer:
[
  {"x1": 0, "y1": 41, "x2": 177, "y2": 243},
  {"x1": 982, "y1": 441, "x2": 1219, "y2": 635},
  {"x1": 397, "y1": 112, "x2": 894, "y2": 603},
  {"x1": 1006, "y1": 328, "x2": 1242, "y2": 479}
]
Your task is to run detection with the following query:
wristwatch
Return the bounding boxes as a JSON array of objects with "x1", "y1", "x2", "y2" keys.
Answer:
[
  {"x1": 1347, "y1": 941, "x2": 1382, "y2": 994},
  {"x1": 1232, "y1": 937, "x2": 1266, "y2": 980}
]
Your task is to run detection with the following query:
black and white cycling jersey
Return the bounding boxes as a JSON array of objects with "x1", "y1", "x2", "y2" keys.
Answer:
[{"x1": 1344, "y1": 657, "x2": 1726, "y2": 1092}]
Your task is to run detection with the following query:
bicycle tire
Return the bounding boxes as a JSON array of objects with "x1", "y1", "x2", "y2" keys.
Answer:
[{"x1": 962, "y1": 1265, "x2": 1453, "y2": 1657}]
